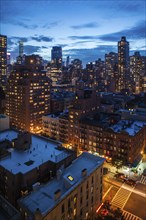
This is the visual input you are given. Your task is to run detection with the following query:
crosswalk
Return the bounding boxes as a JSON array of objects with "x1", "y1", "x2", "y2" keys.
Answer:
[
  {"x1": 122, "y1": 210, "x2": 142, "y2": 220},
  {"x1": 111, "y1": 187, "x2": 131, "y2": 209},
  {"x1": 139, "y1": 175, "x2": 146, "y2": 185}
]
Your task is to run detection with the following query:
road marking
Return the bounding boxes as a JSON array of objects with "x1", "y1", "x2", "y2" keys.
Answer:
[
  {"x1": 122, "y1": 184, "x2": 134, "y2": 209},
  {"x1": 111, "y1": 187, "x2": 130, "y2": 208},
  {"x1": 139, "y1": 175, "x2": 146, "y2": 185},
  {"x1": 122, "y1": 210, "x2": 142, "y2": 220},
  {"x1": 103, "y1": 185, "x2": 113, "y2": 199}
]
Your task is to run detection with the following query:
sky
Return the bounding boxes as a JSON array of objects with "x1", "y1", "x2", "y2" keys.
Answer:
[{"x1": 0, "y1": 0, "x2": 146, "y2": 65}]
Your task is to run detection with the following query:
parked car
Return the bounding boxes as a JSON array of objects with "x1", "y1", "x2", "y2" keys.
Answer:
[
  {"x1": 142, "y1": 168, "x2": 146, "y2": 176},
  {"x1": 125, "y1": 179, "x2": 137, "y2": 186},
  {"x1": 114, "y1": 173, "x2": 127, "y2": 182}
]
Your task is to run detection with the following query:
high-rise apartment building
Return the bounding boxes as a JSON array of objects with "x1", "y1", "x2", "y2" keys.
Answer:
[
  {"x1": 0, "y1": 35, "x2": 7, "y2": 90},
  {"x1": 105, "y1": 52, "x2": 118, "y2": 92},
  {"x1": 118, "y1": 36, "x2": 130, "y2": 91},
  {"x1": 6, "y1": 64, "x2": 50, "y2": 133},
  {"x1": 130, "y1": 52, "x2": 146, "y2": 93}
]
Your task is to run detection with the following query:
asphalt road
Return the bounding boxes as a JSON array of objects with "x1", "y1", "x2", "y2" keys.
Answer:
[{"x1": 103, "y1": 171, "x2": 146, "y2": 220}]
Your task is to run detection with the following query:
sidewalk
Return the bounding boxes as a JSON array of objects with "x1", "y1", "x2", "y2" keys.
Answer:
[{"x1": 103, "y1": 162, "x2": 143, "y2": 181}]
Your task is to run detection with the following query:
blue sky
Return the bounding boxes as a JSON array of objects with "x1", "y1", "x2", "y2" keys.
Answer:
[{"x1": 1, "y1": 0, "x2": 146, "y2": 65}]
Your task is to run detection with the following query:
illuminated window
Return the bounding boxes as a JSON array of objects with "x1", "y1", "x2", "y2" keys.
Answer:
[{"x1": 67, "y1": 175, "x2": 74, "y2": 181}]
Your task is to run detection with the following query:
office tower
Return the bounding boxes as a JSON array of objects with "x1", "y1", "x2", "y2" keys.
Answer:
[
  {"x1": 6, "y1": 64, "x2": 51, "y2": 133},
  {"x1": 118, "y1": 36, "x2": 130, "y2": 91},
  {"x1": 16, "y1": 41, "x2": 24, "y2": 65},
  {"x1": 49, "y1": 47, "x2": 62, "y2": 85},
  {"x1": 7, "y1": 52, "x2": 11, "y2": 65},
  {"x1": 51, "y1": 46, "x2": 62, "y2": 68},
  {"x1": 66, "y1": 55, "x2": 70, "y2": 67},
  {"x1": 19, "y1": 41, "x2": 23, "y2": 57},
  {"x1": 0, "y1": 35, "x2": 7, "y2": 90}
]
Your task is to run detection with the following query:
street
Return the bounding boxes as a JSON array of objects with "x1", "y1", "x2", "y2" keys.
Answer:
[{"x1": 103, "y1": 162, "x2": 146, "y2": 220}]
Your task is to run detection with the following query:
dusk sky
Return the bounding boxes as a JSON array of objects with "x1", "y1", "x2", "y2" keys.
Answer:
[{"x1": 1, "y1": 0, "x2": 146, "y2": 65}]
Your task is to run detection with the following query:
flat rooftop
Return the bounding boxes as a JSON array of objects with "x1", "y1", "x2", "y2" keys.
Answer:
[
  {"x1": 19, "y1": 152, "x2": 105, "y2": 216},
  {"x1": 110, "y1": 120, "x2": 146, "y2": 136},
  {"x1": 0, "y1": 130, "x2": 71, "y2": 174}
]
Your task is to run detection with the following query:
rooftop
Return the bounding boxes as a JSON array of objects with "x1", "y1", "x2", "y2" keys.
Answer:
[
  {"x1": 0, "y1": 130, "x2": 71, "y2": 174},
  {"x1": 19, "y1": 152, "x2": 105, "y2": 216},
  {"x1": 110, "y1": 120, "x2": 146, "y2": 136}
]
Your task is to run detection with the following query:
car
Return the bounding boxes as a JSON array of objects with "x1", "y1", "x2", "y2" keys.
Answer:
[
  {"x1": 142, "y1": 168, "x2": 146, "y2": 176},
  {"x1": 114, "y1": 173, "x2": 127, "y2": 182},
  {"x1": 125, "y1": 179, "x2": 137, "y2": 186}
]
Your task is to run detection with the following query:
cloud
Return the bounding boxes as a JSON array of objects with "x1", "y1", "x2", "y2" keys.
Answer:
[
  {"x1": 56, "y1": 44, "x2": 68, "y2": 48},
  {"x1": 2, "y1": 18, "x2": 38, "y2": 29},
  {"x1": 71, "y1": 22, "x2": 99, "y2": 29},
  {"x1": 98, "y1": 20, "x2": 146, "y2": 42},
  {"x1": 24, "y1": 45, "x2": 41, "y2": 54},
  {"x1": 42, "y1": 21, "x2": 59, "y2": 29},
  {"x1": 68, "y1": 36, "x2": 98, "y2": 40},
  {"x1": 116, "y1": 1, "x2": 143, "y2": 13},
  {"x1": 31, "y1": 35, "x2": 53, "y2": 42},
  {"x1": 63, "y1": 45, "x2": 117, "y2": 66}
]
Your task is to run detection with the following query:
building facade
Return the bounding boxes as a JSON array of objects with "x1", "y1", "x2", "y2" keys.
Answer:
[
  {"x1": 0, "y1": 34, "x2": 7, "y2": 90},
  {"x1": 6, "y1": 65, "x2": 51, "y2": 133},
  {"x1": 118, "y1": 36, "x2": 130, "y2": 91},
  {"x1": 19, "y1": 152, "x2": 105, "y2": 220}
]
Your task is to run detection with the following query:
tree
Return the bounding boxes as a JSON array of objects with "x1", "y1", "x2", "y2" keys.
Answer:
[{"x1": 111, "y1": 157, "x2": 123, "y2": 172}]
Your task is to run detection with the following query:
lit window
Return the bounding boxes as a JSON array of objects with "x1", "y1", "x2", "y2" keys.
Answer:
[{"x1": 67, "y1": 175, "x2": 74, "y2": 181}]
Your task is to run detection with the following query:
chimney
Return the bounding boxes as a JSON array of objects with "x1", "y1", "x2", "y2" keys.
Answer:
[
  {"x1": 82, "y1": 168, "x2": 87, "y2": 177},
  {"x1": 54, "y1": 189, "x2": 61, "y2": 201}
]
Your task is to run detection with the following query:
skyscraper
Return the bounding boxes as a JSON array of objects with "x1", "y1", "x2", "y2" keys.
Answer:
[
  {"x1": 118, "y1": 36, "x2": 130, "y2": 91},
  {"x1": 51, "y1": 46, "x2": 62, "y2": 68},
  {"x1": 6, "y1": 64, "x2": 51, "y2": 133},
  {"x1": 19, "y1": 41, "x2": 24, "y2": 57},
  {"x1": 0, "y1": 35, "x2": 7, "y2": 90}
]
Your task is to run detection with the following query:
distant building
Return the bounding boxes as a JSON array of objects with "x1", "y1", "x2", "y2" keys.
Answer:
[
  {"x1": 68, "y1": 88, "x2": 101, "y2": 152},
  {"x1": 51, "y1": 46, "x2": 62, "y2": 68},
  {"x1": 19, "y1": 41, "x2": 24, "y2": 57},
  {"x1": 19, "y1": 152, "x2": 105, "y2": 220},
  {"x1": 6, "y1": 64, "x2": 51, "y2": 133},
  {"x1": 42, "y1": 114, "x2": 60, "y2": 140},
  {"x1": 105, "y1": 52, "x2": 118, "y2": 92},
  {"x1": 130, "y1": 52, "x2": 146, "y2": 93},
  {"x1": 42, "y1": 111, "x2": 69, "y2": 144},
  {"x1": 118, "y1": 36, "x2": 130, "y2": 91},
  {"x1": 0, "y1": 34, "x2": 7, "y2": 90},
  {"x1": 50, "y1": 91, "x2": 75, "y2": 113},
  {"x1": 0, "y1": 86, "x2": 5, "y2": 114},
  {"x1": 0, "y1": 129, "x2": 76, "y2": 207}
]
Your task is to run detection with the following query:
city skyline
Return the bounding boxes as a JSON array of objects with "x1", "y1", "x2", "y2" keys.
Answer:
[{"x1": 1, "y1": 0, "x2": 146, "y2": 65}]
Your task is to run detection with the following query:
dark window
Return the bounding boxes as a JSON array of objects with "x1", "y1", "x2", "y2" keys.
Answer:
[{"x1": 61, "y1": 204, "x2": 64, "y2": 213}]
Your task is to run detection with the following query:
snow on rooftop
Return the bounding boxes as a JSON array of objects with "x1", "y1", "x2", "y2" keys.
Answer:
[
  {"x1": 0, "y1": 130, "x2": 70, "y2": 174},
  {"x1": 19, "y1": 152, "x2": 105, "y2": 216},
  {"x1": 110, "y1": 120, "x2": 146, "y2": 136}
]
